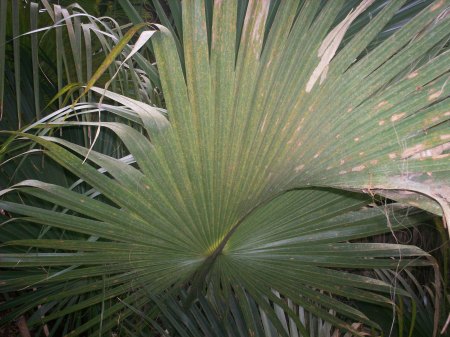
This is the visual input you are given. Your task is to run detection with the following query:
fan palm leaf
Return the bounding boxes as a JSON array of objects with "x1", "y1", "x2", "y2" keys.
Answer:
[{"x1": 1, "y1": 0, "x2": 450, "y2": 336}]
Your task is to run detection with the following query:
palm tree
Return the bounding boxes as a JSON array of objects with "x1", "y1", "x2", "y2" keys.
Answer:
[{"x1": 1, "y1": 0, "x2": 449, "y2": 336}]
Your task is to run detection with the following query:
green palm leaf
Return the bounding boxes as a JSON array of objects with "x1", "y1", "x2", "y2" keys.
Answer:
[{"x1": 1, "y1": 0, "x2": 449, "y2": 336}]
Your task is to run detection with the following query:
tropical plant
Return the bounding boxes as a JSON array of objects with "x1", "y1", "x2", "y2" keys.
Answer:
[
  {"x1": 1, "y1": 0, "x2": 450, "y2": 336},
  {"x1": 0, "y1": 0, "x2": 161, "y2": 192},
  {"x1": 0, "y1": 0, "x2": 161, "y2": 130},
  {"x1": 352, "y1": 268, "x2": 444, "y2": 337}
]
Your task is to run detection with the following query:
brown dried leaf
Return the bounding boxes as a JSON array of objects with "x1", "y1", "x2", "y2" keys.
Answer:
[{"x1": 306, "y1": 0, "x2": 375, "y2": 92}]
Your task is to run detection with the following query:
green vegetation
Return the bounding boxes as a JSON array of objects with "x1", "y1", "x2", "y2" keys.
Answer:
[{"x1": 0, "y1": 1, "x2": 449, "y2": 336}]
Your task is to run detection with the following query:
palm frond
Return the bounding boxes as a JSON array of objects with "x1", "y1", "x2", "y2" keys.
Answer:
[{"x1": 1, "y1": 0, "x2": 450, "y2": 336}]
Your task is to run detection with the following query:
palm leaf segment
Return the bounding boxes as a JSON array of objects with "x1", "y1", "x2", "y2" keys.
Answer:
[{"x1": 1, "y1": 0, "x2": 450, "y2": 335}]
